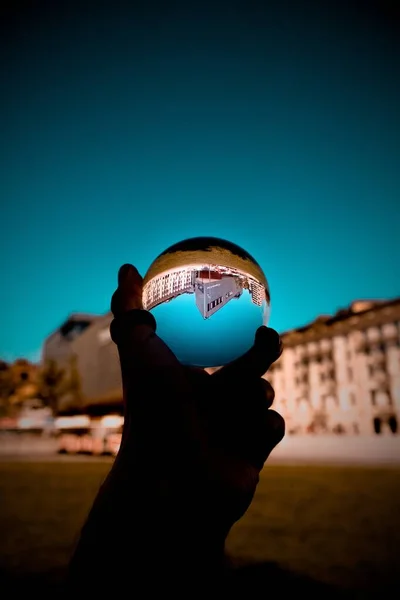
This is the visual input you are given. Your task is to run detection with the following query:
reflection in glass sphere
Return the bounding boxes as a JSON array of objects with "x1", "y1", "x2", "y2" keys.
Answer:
[{"x1": 142, "y1": 237, "x2": 270, "y2": 368}]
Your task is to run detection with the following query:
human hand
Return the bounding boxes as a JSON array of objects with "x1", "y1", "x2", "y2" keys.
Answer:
[
  {"x1": 67, "y1": 264, "x2": 285, "y2": 592},
  {"x1": 110, "y1": 264, "x2": 284, "y2": 525}
]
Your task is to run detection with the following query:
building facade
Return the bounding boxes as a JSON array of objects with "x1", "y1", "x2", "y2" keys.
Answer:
[
  {"x1": 266, "y1": 299, "x2": 400, "y2": 436},
  {"x1": 42, "y1": 298, "x2": 400, "y2": 434},
  {"x1": 143, "y1": 269, "x2": 195, "y2": 311},
  {"x1": 42, "y1": 312, "x2": 121, "y2": 415},
  {"x1": 42, "y1": 314, "x2": 97, "y2": 363},
  {"x1": 250, "y1": 281, "x2": 264, "y2": 306},
  {"x1": 195, "y1": 276, "x2": 243, "y2": 318},
  {"x1": 143, "y1": 267, "x2": 268, "y2": 314}
]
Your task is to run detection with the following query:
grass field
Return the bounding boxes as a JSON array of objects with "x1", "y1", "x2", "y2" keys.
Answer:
[{"x1": 0, "y1": 460, "x2": 399, "y2": 596}]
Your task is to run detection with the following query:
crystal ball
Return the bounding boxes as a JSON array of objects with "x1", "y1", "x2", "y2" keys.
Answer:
[{"x1": 142, "y1": 236, "x2": 270, "y2": 368}]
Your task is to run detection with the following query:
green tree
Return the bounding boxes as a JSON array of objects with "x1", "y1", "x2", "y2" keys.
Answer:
[
  {"x1": 66, "y1": 354, "x2": 83, "y2": 406},
  {"x1": 37, "y1": 355, "x2": 84, "y2": 414},
  {"x1": 37, "y1": 359, "x2": 66, "y2": 414},
  {"x1": 0, "y1": 361, "x2": 15, "y2": 417}
]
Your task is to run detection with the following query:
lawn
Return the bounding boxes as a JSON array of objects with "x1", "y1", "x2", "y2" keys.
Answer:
[{"x1": 0, "y1": 460, "x2": 399, "y2": 596}]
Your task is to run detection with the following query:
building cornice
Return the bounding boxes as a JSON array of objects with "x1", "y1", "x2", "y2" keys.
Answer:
[{"x1": 281, "y1": 297, "x2": 400, "y2": 347}]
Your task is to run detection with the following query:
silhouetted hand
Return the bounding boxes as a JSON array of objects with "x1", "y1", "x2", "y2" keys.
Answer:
[{"x1": 67, "y1": 264, "x2": 285, "y2": 594}]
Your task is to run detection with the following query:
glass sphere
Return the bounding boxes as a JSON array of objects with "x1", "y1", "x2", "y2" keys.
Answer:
[{"x1": 142, "y1": 236, "x2": 270, "y2": 368}]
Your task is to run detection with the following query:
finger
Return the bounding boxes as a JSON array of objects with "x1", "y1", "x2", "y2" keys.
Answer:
[
  {"x1": 259, "y1": 378, "x2": 275, "y2": 409},
  {"x1": 110, "y1": 289, "x2": 122, "y2": 315},
  {"x1": 259, "y1": 409, "x2": 285, "y2": 460},
  {"x1": 212, "y1": 326, "x2": 283, "y2": 384},
  {"x1": 118, "y1": 264, "x2": 142, "y2": 287},
  {"x1": 111, "y1": 287, "x2": 143, "y2": 315},
  {"x1": 248, "y1": 409, "x2": 285, "y2": 470},
  {"x1": 111, "y1": 264, "x2": 144, "y2": 316},
  {"x1": 231, "y1": 377, "x2": 275, "y2": 410}
]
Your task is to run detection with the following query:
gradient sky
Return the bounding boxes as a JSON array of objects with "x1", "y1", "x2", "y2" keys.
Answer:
[{"x1": 1, "y1": 0, "x2": 399, "y2": 362}]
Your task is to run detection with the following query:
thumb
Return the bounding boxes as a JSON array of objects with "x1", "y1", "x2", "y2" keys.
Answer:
[{"x1": 213, "y1": 326, "x2": 283, "y2": 384}]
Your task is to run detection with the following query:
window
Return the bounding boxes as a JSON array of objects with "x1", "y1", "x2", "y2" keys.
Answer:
[
  {"x1": 368, "y1": 364, "x2": 374, "y2": 376},
  {"x1": 61, "y1": 320, "x2": 91, "y2": 340},
  {"x1": 373, "y1": 417, "x2": 381, "y2": 434},
  {"x1": 388, "y1": 416, "x2": 398, "y2": 434}
]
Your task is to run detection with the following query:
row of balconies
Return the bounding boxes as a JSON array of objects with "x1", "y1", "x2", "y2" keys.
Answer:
[
  {"x1": 351, "y1": 324, "x2": 399, "y2": 350},
  {"x1": 275, "y1": 367, "x2": 391, "y2": 388},
  {"x1": 272, "y1": 346, "x2": 398, "y2": 381},
  {"x1": 291, "y1": 323, "x2": 399, "y2": 357},
  {"x1": 270, "y1": 358, "x2": 397, "y2": 393},
  {"x1": 277, "y1": 390, "x2": 396, "y2": 414},
  {"x1": 144, "y1": 280, "x2": 192, "y2": 303}
]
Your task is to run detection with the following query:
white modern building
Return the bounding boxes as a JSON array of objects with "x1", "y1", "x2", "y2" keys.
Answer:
[{"x1": 194, "y1": 275, "x2": 243, "y2": 318}]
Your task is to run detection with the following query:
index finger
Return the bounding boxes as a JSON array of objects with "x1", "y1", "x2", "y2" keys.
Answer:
[{"x1": 211, "y1": 326, "x2": 282, "y2": 384}]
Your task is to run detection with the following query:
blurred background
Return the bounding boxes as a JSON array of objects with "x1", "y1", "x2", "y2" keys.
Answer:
[{"x1": 1, "y1": 0, "x2": 399, "y2": 596}]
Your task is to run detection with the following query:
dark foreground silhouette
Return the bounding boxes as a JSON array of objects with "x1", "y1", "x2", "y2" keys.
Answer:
[
  {"x1": 0, "y1": 561, "x2": 354, "y2": 597},
  {"x1": 4, "y1": 559, "x2": 398, "y2": 598},
  {"x1": 66, "y1": 264, "x2": 286, "y2": 592}
]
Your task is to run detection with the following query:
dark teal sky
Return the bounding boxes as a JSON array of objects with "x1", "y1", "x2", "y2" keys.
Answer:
[{"x1": 1, "y1": 0, "x2": 399, "y2": 361}]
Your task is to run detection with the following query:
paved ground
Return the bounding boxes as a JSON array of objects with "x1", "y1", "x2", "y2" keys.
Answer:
[
  {"x1": 1, "y1": 433, "x2": 399, "y2": 465},
  {"x1": 271, "y1": 433, "x2": 400, "y2": 465},
  {"x1": 0, "y1": 453, "x2": 112, "y2": 462}
]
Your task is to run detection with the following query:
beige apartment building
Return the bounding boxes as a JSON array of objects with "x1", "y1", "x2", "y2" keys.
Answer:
[{"x1": 42, "y1": 298, "x2": 400, "y2": 435}]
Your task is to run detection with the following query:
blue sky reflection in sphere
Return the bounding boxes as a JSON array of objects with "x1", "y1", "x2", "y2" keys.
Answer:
[{"x1": 142, "y1": 237, "x2": 270, "y2": 367}]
